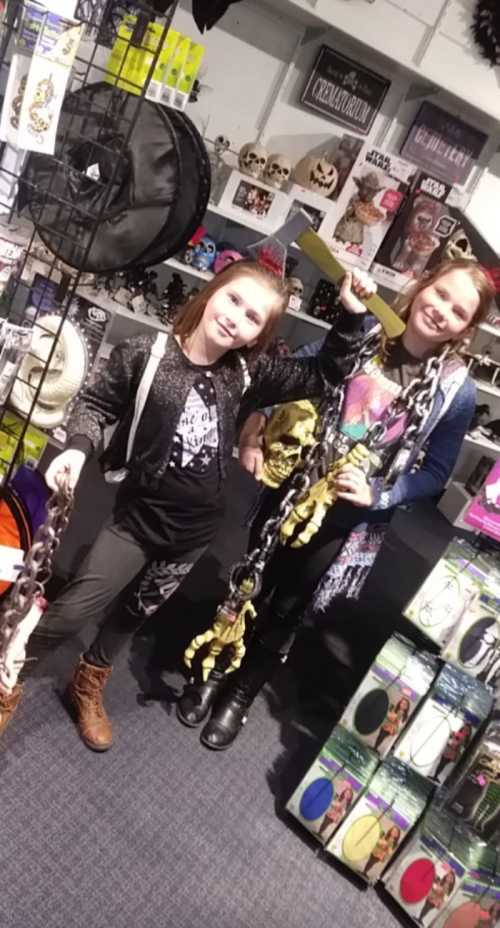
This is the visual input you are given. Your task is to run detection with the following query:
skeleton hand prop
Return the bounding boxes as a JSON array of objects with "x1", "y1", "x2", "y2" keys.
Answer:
[
  {"x1": 184, "y1": 599, "x2": 257, "y2": 681},
  {"x1": 280, "y1": 443, "x2": 378, "y2": 548},
  {"x1": 261, "y1": 400, "x2": 319, "y2": 489}
]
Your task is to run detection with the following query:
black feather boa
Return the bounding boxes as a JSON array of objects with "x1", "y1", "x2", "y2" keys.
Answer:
[{"x1": 472, "y1": 0, "x2": 500, "y2": 67}]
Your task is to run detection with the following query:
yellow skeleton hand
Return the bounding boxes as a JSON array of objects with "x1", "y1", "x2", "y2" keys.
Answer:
[
  {"x1": 184, "y1": 599, "x2": 257, "y2": 681},
  {"x1": 280, "y1": 443, "x2": 376, "y2": 548}
]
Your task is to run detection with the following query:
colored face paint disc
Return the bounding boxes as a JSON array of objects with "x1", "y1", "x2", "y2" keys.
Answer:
[
  {"x1": 354, "y1": 689, "x2": 390, "y2": 736},
  {"x1": 342, "y1": 814, "x2": 381, "y2": 864},
  {"x1": 410, "y1": 713, "x2": 454, "y2": 771},
  {"x1": 399, "y1": 858, "x2": 436, "y2": 904},
  {"x1": 459, "y1": 618, "x2": 498, "y2": 667},
  {"x1": 299, "y1": 777, "x2": 334, "y2": 821},
  {"x1": 444, "y1": 902, "x2": 482, "y2": 928}
]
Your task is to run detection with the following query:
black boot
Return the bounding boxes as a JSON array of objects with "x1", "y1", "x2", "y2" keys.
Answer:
[
  {"x1": 200, "y1": 641, "x2": 284, "y2": 751},
  {"x1": 176, "y1": 667, "x2": 227, "y2": 727}
]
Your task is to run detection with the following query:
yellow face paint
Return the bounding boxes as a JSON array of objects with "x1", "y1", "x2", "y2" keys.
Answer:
[{"x1": 342, "y1": 814, "x2": 381, "y2": 864}]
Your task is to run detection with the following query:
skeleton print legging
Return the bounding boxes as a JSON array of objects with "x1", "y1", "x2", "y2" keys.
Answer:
[{"x1": 35, "y1": 521, "x2": 208, "y2": 667}]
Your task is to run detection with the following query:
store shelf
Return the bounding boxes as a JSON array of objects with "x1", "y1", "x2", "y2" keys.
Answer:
[
  {"x1": 286, "y1": 307, "x2": 331, "y2": 330},
  {"x1": 77, "y1": 286, "x2": 168, "y2": 332},
  {"x1": 165, "y1": 257, "x2": 214, "y2": 281},
  {"x1": 474, "y1": 379, "x2": 500, "y2": 400},
  {"x1": 478, "y1": 322, "x2": 500, "y2": 339},
  {"x1": 207, "y1": 202, "x2": 276, "y2": 237},
  {"x1": 465, "y1": 434, "x2": 500, "y2": 454}
]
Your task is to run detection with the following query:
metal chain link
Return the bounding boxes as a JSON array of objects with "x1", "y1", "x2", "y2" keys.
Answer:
[
  {"x1": 0, "y1": 475, "x2": 74, "y2": 649},
  {"x1": 229, "y1": 333, "x2": 449, "y2": 602}
]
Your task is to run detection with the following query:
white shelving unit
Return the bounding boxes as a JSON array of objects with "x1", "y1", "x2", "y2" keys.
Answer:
[
  {"x1": 475, "y1": 380, "x2": 500, "y2": 400},
  {"x1": 164, "y1": 204, "x2": 332, "y2": 333},
  {"x1": 465, "y1": 434, "x2": 500, "y2": 454}
]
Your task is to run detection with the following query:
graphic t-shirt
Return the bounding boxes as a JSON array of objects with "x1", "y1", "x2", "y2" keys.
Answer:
[
  {"x1": 115, "y1": 369, "x2": 224, "y2": 553},
  {"x1": 340, "y1": 342, "x2": 424, "y2": 447}
]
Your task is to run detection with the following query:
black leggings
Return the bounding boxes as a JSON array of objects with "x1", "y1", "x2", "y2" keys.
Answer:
[
  {"x1": 36, "y1": 520, "x2": 207, "y2": 667},
  {"x1": 246, "y1": 490, "x2": 359, "y2": 656}
]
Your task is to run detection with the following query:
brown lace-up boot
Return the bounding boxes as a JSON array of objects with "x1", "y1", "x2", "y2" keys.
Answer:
[
  {"x1": 0, "y1": 684, "x2": 23, "y2": 737},
  {"x1": 67, "y1": 656, "x2": 113, "y2": 751}
]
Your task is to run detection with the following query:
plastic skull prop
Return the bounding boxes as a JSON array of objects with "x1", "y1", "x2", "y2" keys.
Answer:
[
  {"x1": 262, "y1": 400, "x2": 319, "y2": 489},
  {"x1": 264, "y1": 153, "x2": 292, "y2": 190},
  {"x1": 293, "y1": 155, "x2": 338, "y2": 197},
  {"x1": 238, "y1": 142, "x2": 268, "y2": 180},
  {"x1": 192, "y1": 235, "x2": 217, "y2": 271},
  {"x1": 214, "y1": 134, "x2": 230, "y2": 155},
  {"x1": 445, "y1": 228, "x2": 475, "y2": 262},
  {"x1": 288, "y1": 277, "x2": 304, "y2": 299}
]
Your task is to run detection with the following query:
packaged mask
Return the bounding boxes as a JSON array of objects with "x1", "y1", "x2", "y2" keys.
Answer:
[
  {"x1": 0, "y1": 1, "x2": 46, "y2": 147},
  {"x1": 394, "y1": 664, "x2": 493, "y2": 785},
  {"x1": 340, "y1": 634, "x2": 438, "y2": 758},
  {"x1": 404, "y1": 538, "x2": 493, "y2": 649},
  {"x1": 0, "y1": 322, "x2": 33, "y2": 404},
  {"x1": 286, "y1": 724, "x2": 378, "y2": 846},
  {"x1": 326, "y1": 756, "x2": 433, "y2": 883}
]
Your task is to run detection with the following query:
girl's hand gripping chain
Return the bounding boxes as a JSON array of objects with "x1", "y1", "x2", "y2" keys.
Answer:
[
  {"x1": 280, "y1": 443, "x2": 381, "y2": 548},
  {"x1": 184, "y1": 580, "x2": 257, "y2": 681}
]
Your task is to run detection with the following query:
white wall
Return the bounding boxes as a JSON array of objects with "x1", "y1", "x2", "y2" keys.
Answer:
[{"x1": 171, "y1": 0, "x2": 500, "y2": 246}]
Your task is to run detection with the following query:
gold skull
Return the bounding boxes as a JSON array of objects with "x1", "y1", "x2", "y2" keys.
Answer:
[{"x1": 262, "y1": 400, "x2": 319, "y2": 488}]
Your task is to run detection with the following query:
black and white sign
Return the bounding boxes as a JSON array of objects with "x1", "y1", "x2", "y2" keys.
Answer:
[
  {"x1": 300, "y1": 46, "x2": 390, "y2": 136},
  {"x1": 400, "y1": 102, "x2": 488, "y2": 187}
]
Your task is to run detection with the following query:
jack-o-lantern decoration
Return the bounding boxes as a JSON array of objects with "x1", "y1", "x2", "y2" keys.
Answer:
[{"x1": 293, "y1": 155, "x2": 338, "y2": 197}]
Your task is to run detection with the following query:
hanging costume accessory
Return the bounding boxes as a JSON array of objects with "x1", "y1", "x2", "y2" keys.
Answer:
[
  {"x1": 184, "y1": 328, "x2": 449, "y2": 680},
  {"x1": 10, "y1": 313, "x2": 88, "y2": 428},
  {"x1": 0, "y1": 471, "x2": 73, "y2": 707},
  {"x1": 104, "y1": 331, "x2": 168, "y2": 483},
  {"x1": 19, "y1": 82, "x2": 211, "y2": 273},
  {"x1": 472, "y1": 1, "x2": 500, "y2": 67}
]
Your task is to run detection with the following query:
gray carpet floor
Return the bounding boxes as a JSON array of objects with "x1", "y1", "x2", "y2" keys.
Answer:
[{"x1": 0, "y1": 460, "x2": 451, "y2": 928}]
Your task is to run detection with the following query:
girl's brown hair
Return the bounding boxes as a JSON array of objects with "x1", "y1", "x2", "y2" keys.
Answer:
[
  {"x1": 173, "y1": 259, "x2": 289, "y2": 354},
  {"x1": 382, "y1": 257, "x2": 495, "y2": 358}
]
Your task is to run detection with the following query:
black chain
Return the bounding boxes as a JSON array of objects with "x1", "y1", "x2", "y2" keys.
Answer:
[
  {"x1": 0, "y1": 476, "x2": 73, "y2": 654},
  {"x1": 229, "y1": 335, "x2": 449, "y2": 603}
]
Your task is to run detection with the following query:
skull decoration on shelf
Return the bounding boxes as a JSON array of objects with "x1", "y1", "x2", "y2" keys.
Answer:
[
  {"x1": 192, "y1": 235, "x2": 217, "y2": 272},
  {"x1": 262, "y1": 400, "x2": 319, "y2": 489},
  {"x1": 264, "y1": 153, "x2": 292, "y2": 190},
  {"x1": 214, "y1": 134, "x2": 231, "y2": 155},
  {"x1": 288, "y1": 276, "x2": 304, "y2": 300},
  {"x1": 293, "y1": 154, "x2": 338, "y2": 197},
  {"x1": 445, "y1": 228, "x2": 475, "y2": 262},
  {"x1": 238, "y1": 141, "x2": 268, "y2": 180}
]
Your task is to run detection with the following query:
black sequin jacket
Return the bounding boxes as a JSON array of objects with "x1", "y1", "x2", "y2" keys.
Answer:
[{"x1": 67, "y1": 315, "x2": 363, "y2": 492}]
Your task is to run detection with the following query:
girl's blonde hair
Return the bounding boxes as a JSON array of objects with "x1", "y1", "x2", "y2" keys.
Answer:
[
  {"x1": 173, "y1": 259, "x2": 289, "y2": 354},
  {"x1": 382, "y1": 257, "x2": 495, "y2": 359}
]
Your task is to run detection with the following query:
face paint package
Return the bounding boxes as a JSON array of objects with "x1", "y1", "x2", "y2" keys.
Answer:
[
  {"x1": 446, "y1": 719, "x2": 500, "y2": 841},
  {"x1": 394, "y1": 664, "x2": 493, "y2": 785},
  {"x1": 286, "y1": 724, "x2": 379, "y2": 846},
  {"x1": 404, "y1": 539, "x2": 493, "y2": 649},
  {"x1": 443, "y1": 588, "x2": 500, "y2": 693},
  {"x1": 16, "y1": 11, "x2": 83, "y2": 155},
  {"x1": 432, "y1": 844, "x2": 500, "y2": 928},
  {"x1": 340, "y1": 634, "x2": 438, "y2": 758},
  {"x1": 326, "y1": 756, "x2": 433, "y2": 883},
  {"x1": 383, "y1": 806, "x2": 476, "y2": 926}
]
